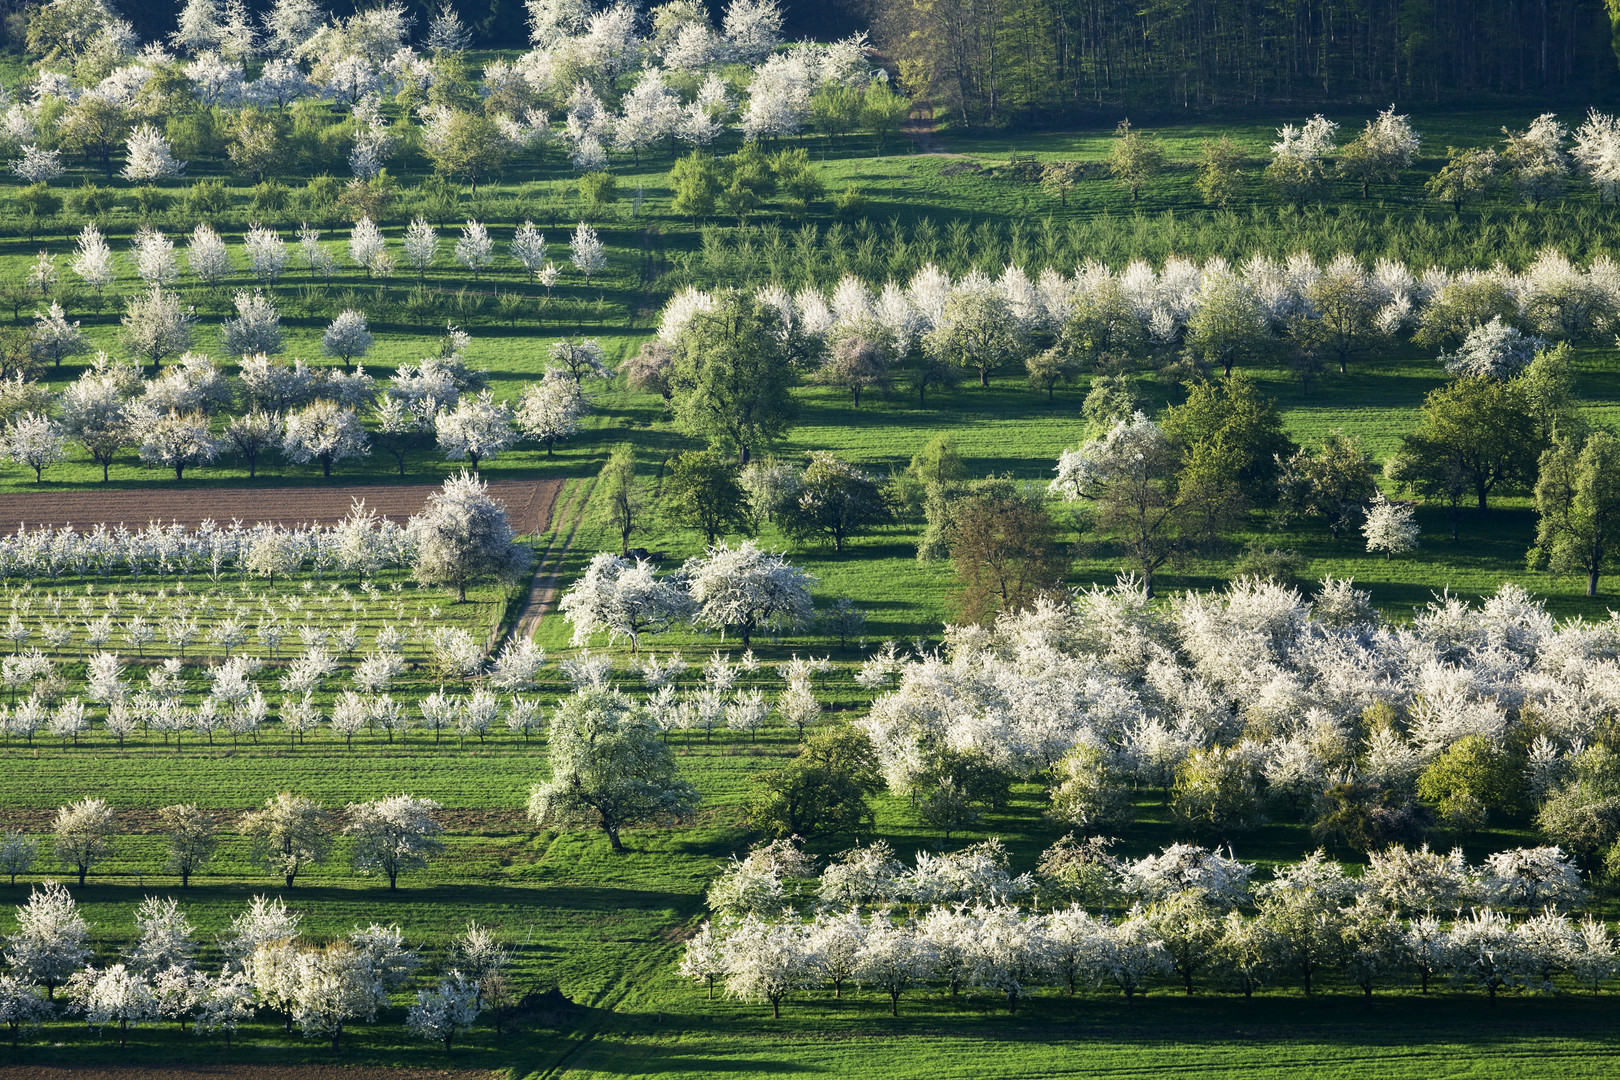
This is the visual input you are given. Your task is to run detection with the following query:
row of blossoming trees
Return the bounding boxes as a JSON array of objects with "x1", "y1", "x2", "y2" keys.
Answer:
[
  {"x1": 681, "y1": 838, "x2": 1617, "y2": 1015},
  {"x1": 1, "y1": 312, "x2": 602, "y2": 484},
  {"x1": 0, "y1": 884, "x2": 512, "y2": 1050},
  {"x1": 655, "y1": 247, "x2": 1620, "y2": 398},
  {"x1": 0, "y1": 534, "x2": 834, "y2": 751}
]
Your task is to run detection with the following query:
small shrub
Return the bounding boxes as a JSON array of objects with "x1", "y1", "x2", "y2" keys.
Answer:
[
  {"x1": 185, "y1": 179, "x2": 231, "y2": 219},
  {"x1": 1232, "y1": 541, "x2": 1309, "y2": 583},
  {"x1": 251, "y1": 179, "x2": 290, "y2": 217}
]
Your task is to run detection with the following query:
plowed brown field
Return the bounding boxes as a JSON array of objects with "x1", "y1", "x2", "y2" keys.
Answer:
[{"x1": 0, "y1": 479, "x2": 562, "y2": 536}]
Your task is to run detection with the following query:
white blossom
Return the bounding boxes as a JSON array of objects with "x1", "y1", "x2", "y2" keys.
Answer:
[
  {"x1": 568, "y1": 221, "x2": 607, "y2": 281},
  {"x1": 453, "y1": 220, "x2": 494, "y2": 278},
  {"x1": 11, "y1": 145, "x2": 64, "y2": 183},
  {"x1": 122, "y1": 124, "x2": 185, "y2": 181}
]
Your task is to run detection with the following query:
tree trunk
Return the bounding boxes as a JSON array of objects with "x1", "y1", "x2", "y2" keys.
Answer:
[
  {"x1": 285, "y1": 872, "x2": 295, "y2": 888},
  {"x1": 323, "y1": 458, "x2": 332, "y2": 477},
  {"x1": 979, "y1": 369, "x2": 989, "y2": 386},
  {"x1": 889, "y1": 990, "x2": 898, "y2": 1016},
  {"x1": 77, "y1": 864, "x2": 87, "y2": 885},
  {"x1": 606, "y1": 826, "x2": 623, "y2": 852},
  {"x1": 1589, "y1": 565, "x2": 1600, "y2": 598}
]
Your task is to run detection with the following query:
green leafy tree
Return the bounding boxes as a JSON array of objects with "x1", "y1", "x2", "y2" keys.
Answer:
[
  {"x1": 1264, "y1": 155, "x2": 1327, "y2": 207},
  {"x1": 227, "y1": 108, "x2": 285, "y2": 183},
  {"x1": 909, "y1": 434, "x2": 967, "y2": 488},
  {"x1": 1109, "y1": 119, "x2": 1164, "y2": 200},
  {"x1": 599, "y1": 444, "x2": 644, "y2": 557},
  {"x1": 1519, "y1": 343, "x2": 1585, "y2": 444},
  {"x1": 527, "y1": 687, "x2": 698, "y2": 853},
  {"x1": 747, "y1": 727, "x2": 882, "y2": 838},
  {"x1": 1040, "y1": 161, "x2": 1080, "y2": 208},
  {"x1": 1394, "y1": 376, "x2": 1542, "y2": 515},
  {"x1": 717, "y1": 144, "x2": 776, "y2": 226},
  {"x1": 1183, "y1": 274, "x2": 1268, "y2": 377},
  {"x1": 860, "y1": 83, "x2": 913, "y2": 155},
  {"x1": 1145, "y1": 893, "x2": 1221, "y2": 994},
  {"x1": 1162, "y1": 375, "x2": 1295, "y2": 504},
  {"x1": 1051, "y1": 414, "x2": 1222, "y2": 597},
  {"x1": 1276, "y1": 430, "x2": 1377, "y2": 538},
  {"x1": 810, "y1": 84, "x2": 862, "y2": 151},
  {"x1": 425, "y1": 111, "x2": 509, "y2": 194},
  {"x1": 59, "y1": 96, "x2": 128, "y2": 182},
  {"x1": 670, "y1": 151, "x2": 720, "y2": 220},
  {"x1": 1538, "y1": 746, "x2": 1620, "y2": 869},
  {"x1": 781, "y1": 451, "x2": 890, "y2": 553},
  {"x1": 1426, "y1": 146, "x2": 1499, "y2": 212},
  {"x1": 771, "y1": 148, "x2": 826, "y2": 216},
  {"x1": 661, "y1": 449, "x2": 752, "y2": 545},
  {"x1": 1530, "y1": 431, "x2": 1620, "y2": 597},
  {"x1": 578, "y1": 171, "x2": 619, "y2": 215},
  {"x1": 1196, "y1": 136, "x2": 1245, "y2": 207},
  {"x1": 925, "y1": 288, "x2": 1026, "y2": 387},
  {"x1": 1047, "y1": 744, "x2": 1132, "y2": 837},
  {"x1": 919, "y1": 750, "x2": 1013, "y2": 842},
  {"x1": 669, "y1": 290, "x2": 798, "y2": 464},
  {"x1": 1025, "y1": 347, "x2": 1080, "y2": 401},
  {"x1": 948, "y1": 485, "x2": 1070, "y2": 623},
  {"x1": 1417, "y1": 734, "x2": 1520, "y2": 841},
  {"x1": 1296, "y1": 263, "x2": 1383, "y2": 374}
]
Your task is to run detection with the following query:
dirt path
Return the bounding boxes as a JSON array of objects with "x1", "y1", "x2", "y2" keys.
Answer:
[
  {"x1": 902, "y1": 96, "x2": 959, "y2": 156},
  {"x1": 0, "y1": 479, "x2": 563, "y2": 536}
]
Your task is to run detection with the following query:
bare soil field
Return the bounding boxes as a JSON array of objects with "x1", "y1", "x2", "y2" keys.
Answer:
[{"x1": 0, "y1": 479, "x2": 563, "y2": 536}]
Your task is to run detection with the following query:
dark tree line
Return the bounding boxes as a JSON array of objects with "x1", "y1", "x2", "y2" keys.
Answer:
[{"x1": 870, "y1": 0, "x2": 1620, "y2": 125}]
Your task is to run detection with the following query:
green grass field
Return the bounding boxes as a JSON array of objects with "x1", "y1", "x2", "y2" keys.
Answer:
[{"x1": 5, "y1": 85, "x2": 1620, "y2": 1078}]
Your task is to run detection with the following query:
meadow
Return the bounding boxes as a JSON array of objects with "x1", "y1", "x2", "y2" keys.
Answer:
[{"x1": 6, "y1": 48, "x2": 1620, "y2": 1075}]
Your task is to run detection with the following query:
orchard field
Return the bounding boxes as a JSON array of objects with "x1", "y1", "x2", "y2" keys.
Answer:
[{"x1": 6, "y1": 1, "x2": 1620, "y2": 1078}]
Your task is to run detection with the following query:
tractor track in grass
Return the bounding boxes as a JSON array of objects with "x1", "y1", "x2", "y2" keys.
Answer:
[{"x1": 510, "y1": 477, "x2": 598, "y2": 646}]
